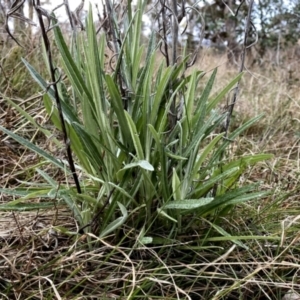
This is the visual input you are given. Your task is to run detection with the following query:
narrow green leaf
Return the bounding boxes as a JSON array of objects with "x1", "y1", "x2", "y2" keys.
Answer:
[
  {"x1": 166, "y1": 151, "x2": 187, "y2": 161},
  {"x1": 182, "y1": 71, "x2": 197, "y2": 145},
  {"x1": 183, "y1": 110, "x2": 226, "y2": 158},
  {"x1": 227, "y1": 191, "x2": 270, "y2": 205},
  {"x1": 196, "y1": 68, "x2": 217, "y2": 112},
  {"x1": 0, "y1": 125, "x2": 67, "y2": 171},
  {"x1": 131, "y1": 46, "x2": 144, "y2": 89},
  {"x1": 43, "y1": 93, "x2": 62, "y2": 130},
  {"x1": 131, "y1": 0, "x2": 146, "y2": 64},
  {"x1": 124, "y1": 111, "x2": 144, "y2": 159},
  {"x1": 36, "y1": 169, "x2": 57, "y2": 186},
  {"x1": 4, "y1": 96, "x2": 59, "y2": 145},
  {"x1": 164, "y1": 198, "x2": 214, "y2": 210},
  {"x1": 99, "y1": 202, "x2": 128, "y2": 238},
  {"x1": 84, "y1": 173, "x2": 135, "y2": 201},
  {"x1": 207, "y1": 221, "x2": 248, "y2": 249},
  {"x1": 215, "y1": 155, "x2": 272, "y2": 177},
  {"x1": 150, "y1": 67, "x2": 173, "y2": 125},
  {"x1": 72, "y1": 122, "x2": 107, "y2": 175},
  {"x1": 207, "y1": 72, "x2": 243, "y2": 112},
  {"x1": 116, "y1": 160, "x2": 154, "y2": 181},
  {"x1": 206, "y1": 236, "x2": 279, "y2": 242},
  {"x1": 192, "y1": 133, "x2": 225, "y2": 178},
  {"x1": 148, "y1": 124, "x2": 170, "y2": 201},
  {"x1": 0, "y1": 188, "x2": 51, "y2": 197},
  {"x1": 61, "y1": 192, "x2": 83, "y2": 225},
  {"x1": 138, "y1": 160, "x2": 154, "y2": 171},
  {"x1": 139, "y1": 236, "x2": 153, "y2": 245},
  {"x1": 191, "y1": 167, "x2": 240, "y2": 198},
  {"x1": 212, "y1": 114, "x2": 267, "y2": 161},
  {"x1": 0, "y1": 202, "x2": 56, "y2": 211},
  {"x1": 22, "y1": 58, "x2": 80, "y2": 124},
  {"x1": 106, "y1": 75, "x2": 131, "y2": 144},
  {"x1": 157, "y1": 208, "x2": 177, "y2": 223},
  {"x1": 53, "y1": 18, "x2": 93, "y2": 105},
  {"x1": 85, "y1": 9, "x2": 106, "y2": 110},
  {"x1": 172, "y1": 168, "x2": 181, "y2": 201},
  {"x1": 199, "y1": 184, "x2": 258, "y2": 216}
]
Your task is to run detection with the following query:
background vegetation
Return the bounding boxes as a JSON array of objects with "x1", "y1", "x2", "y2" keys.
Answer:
[{"x1": 1, "y1": 0, "x2": 300, "y2": 299}]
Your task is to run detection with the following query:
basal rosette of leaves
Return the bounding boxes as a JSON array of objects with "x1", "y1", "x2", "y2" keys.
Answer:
[{"x1": 0, "y1": 1, "x2": 272, "y2": 245}]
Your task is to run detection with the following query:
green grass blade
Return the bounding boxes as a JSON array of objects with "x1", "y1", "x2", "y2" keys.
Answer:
[
  {"x1": 0, "y1": 202, "x2": 56, "y2": 211},
  {"x1": 124, "y1": 111, "x2": 144, "y2": 160},
  {"x1": 0, "y1": 125, "x2": 67, "y2": 171},
  {"x1": 207, "y1": 221, "x2": 248, "y2": 249},
  {"x1": 207, "y1": 72, "x2": 243, "y2": 112},
  {"x1": 196, "y1": 68, "x2": 217, "y2": 112},
  {"x1": 163, "y1": 198, "x2": 214, "y2": 211},
  {"x1": 150, "y1": 67, "x2": 173, "y2": 125},
  {"x1": 199, "y1": 184, "x2": 258, "y2": 215},
  {"x1": 99, "y1": 202, "x2": 128, "y2": 238},
  {"x1": 192, "y1": 133, "x2": 225, "y2": 178},
  {"x1": 22, "y1": 58, "x2": 80, "y2": 124},
  {"x1": 191, "y1": 167, "x2": 240, "y2": 198},
  {"x1": 53, "y1": 19, "x2": 93, "y2": 105},
  {"x1": 106, "y1": 75, "x2": 131, "y2": 144}
]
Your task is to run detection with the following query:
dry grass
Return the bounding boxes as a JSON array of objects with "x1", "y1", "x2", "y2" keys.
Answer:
[{"x1": 1, "y1": 44, "x2": 300, "y2": 299}]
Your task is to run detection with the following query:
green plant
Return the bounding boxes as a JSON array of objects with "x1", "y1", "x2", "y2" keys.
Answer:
[{"x1": 0, "y1": 1, "x2": 272, "y2": 246}]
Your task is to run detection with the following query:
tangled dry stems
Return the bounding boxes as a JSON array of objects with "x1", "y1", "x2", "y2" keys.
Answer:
[{"x1": 1, "y1": 213, "x2": 300, "y2": 299}]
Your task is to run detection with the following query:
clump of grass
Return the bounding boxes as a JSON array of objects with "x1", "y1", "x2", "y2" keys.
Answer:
[
  {"x1": 1, "y1": 1, "x2": 271, "y2": 236},
  {"x1": 1, "y1": 1, "x2": 300, "y2": 299}
]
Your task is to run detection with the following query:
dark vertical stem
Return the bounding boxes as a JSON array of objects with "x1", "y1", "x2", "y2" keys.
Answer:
[
  {"x1": 34, "y1": 0, "x2": 81, "y2": 194},
  {"x1": 160, "y1": 0, "x2": 170, "y2": 66}
]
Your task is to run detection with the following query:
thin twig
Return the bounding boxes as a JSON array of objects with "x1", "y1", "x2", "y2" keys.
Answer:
[
  {"x1": 63, "y1": 0, "x2": 74, "y2": 31},
  {"x1": 160, "y1": 0, "x2": 170, "y2": 66},
  {"x1": 5, "y1": 0, "x2": 28, "y2": 47},
  {"x1": 72, "y1": 0, "x2": 85, "y2": 31},
  {"x1": 224, "y1": 0, "x2": 255, "y2": 136},
  {"x1": 171, "y1": 0, "x2": 178, "y2": 66}
]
